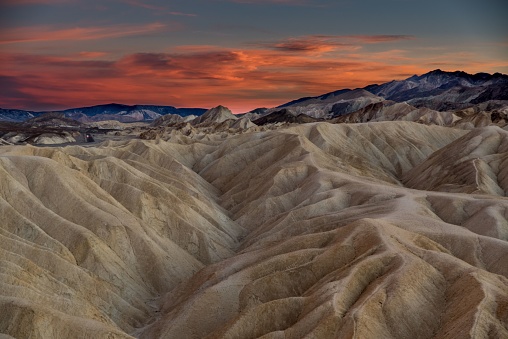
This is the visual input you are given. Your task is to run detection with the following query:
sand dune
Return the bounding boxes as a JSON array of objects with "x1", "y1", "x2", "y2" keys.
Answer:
[{"x1": 1, "y1": 121, "x2": 508, "y2": 338}]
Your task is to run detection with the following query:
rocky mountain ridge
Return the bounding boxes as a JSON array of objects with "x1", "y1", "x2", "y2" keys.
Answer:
[
  {"x1": 271, "y1": 69, "x2": 508, "y2": 119},
  {"x1": 0, "y1": 103, "x2": 207, "y2": 123}
]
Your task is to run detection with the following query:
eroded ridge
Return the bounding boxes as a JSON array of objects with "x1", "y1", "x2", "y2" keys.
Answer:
[{"x1": 1, "y1": 122, "x2": 507, "y2": 339}]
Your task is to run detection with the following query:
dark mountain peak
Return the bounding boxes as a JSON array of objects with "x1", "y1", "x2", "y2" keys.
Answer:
[
  {"x1": 214, "y1": 105, "x2": 229, "y2": 111},
  {"x1": 253, "y1": 108, "x2": 320, "y2": 125},
  {"x1": 278, "y1": 96, "x2": 315, "y2": 108},
  {"x1": 278, "y1": 89, "x2": 354, "y2": 108},
  {"x1": 418, "y1": 69, "x2": 508, "y2": 82},
  {"x1": 427, "y1": 69, "x2": 445, "y2": 75},
  {"x1": 316, "y1": 88, "x2": 352, "y2": 100},
  {"x1": 248, "y1": 107, "x2": 268, "y2": 114}
]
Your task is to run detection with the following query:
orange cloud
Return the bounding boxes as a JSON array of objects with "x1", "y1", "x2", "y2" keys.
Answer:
[
  {"x1": 78, "y1": 51, "x2": 109, "y2": 58},
  {"x1": 0, "y1": 42, "x2": 506, "y2": 113},
  {"x1": 0, "y1": 22, "x2": 172, "y2": 44}
]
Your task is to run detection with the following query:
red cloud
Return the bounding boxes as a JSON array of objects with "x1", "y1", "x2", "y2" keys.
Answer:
[
  {"x1": 0, "y1": 22, "x2": 172, "y2": 44},
  {"x1": 77, "y1": 51, "x2": 109, "y2": 59},
  {"x1": 1, "y1": 43, "x2": 506, "y2": 113}
]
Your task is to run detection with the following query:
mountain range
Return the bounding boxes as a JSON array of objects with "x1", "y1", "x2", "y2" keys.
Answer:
[
  {"x1": 0, "y1": 103, "x2": 207, "y2": 123},
  {"x1": 273, "y1": 69, "x2": 508, "y2": 119},
  {"x1": 1, "y1": 69, "x2": 507, "y2": 127}
]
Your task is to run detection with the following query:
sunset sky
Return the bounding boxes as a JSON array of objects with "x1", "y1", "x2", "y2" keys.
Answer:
[{"x1": 1, "y1": 0, "x2": 507, "y2": 113}]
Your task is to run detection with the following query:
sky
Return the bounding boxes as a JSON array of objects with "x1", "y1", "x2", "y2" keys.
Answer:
[{"x1": 0, "y1": 0, "x2": 507, "y2": 113}]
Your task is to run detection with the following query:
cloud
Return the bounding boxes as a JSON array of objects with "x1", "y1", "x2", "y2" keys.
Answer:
[
  {"x1": 1, "y1": 42, "x2": 505, "y2": 113},
  {"x1": 120, "y1": 0, "x2": 197, "y2": 16},
  {"x1": 77, "y1": 51, "x2": 109, "y2": 58},
  {"x1": 348, "y1": 35, "x2": 416, "y2": 43},
  {"x1": 0, "y1": 75, "x2": 40, "y2": 108},
  {"x1": 254, "y1": 35, "x2": 415, "y2": 56},
  {"x1": 0, "y1": 47, "x2": 426, "y2": 112},
  {"x1": 0, "y1": 22, "x2": 172, "y2": 44},
  {"x1": 254, "y1": 36, "x2": 357, "y2": 55}
]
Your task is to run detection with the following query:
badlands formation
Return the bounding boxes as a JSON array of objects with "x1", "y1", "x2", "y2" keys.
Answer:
[{"x1": 1, "y1": 117, "x2": 508, "y2": 338}]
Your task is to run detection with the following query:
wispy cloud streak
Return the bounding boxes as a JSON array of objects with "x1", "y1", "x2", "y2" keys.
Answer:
[
  {"x1": 254, "y1": 35, "x2": 415, "y2": 55},
  {"x1": 120, "y1": 0, "x2": 197, "y2": 16},
  {"x1": 0, "y1": 22, "x2": 171, "y2": 44}
]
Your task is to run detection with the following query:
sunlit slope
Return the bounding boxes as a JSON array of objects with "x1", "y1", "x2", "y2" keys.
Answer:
[
  {"x1": 0, "y1": 140, "x2": 244, "y2": 338},
  {"x1": 404, "y1": 125, "x2": 508, "y2": 197}
]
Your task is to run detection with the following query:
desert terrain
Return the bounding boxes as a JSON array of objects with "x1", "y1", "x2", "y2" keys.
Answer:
[{"x1": 1, "y1": 118, "x2": 508, "y2": 338}]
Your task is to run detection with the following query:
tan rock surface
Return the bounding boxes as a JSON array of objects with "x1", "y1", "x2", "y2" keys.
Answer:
[{"x1": 1, "y1": 121, "x2": 507, "y2": 338}]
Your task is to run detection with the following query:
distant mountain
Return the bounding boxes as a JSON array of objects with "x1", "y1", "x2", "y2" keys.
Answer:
[
  {"x1": 61, "y1": 104, "x2": 207, "y2": 123},
  {"x1": 274, "y1": 88, "x2": 384, "y2": 119},
  {"x1": 238, "y1": 108, "x2": 268, "y2": 122},
  {"x1": 0, "y1": 108, "x2": 41, "y2": 122},
  {"x1": 253, "y1": 108, "x2": 322, "y2": 125},
  {"x1": 23, "y1": 112, "x2": 82, "y2": 127},
  {"x1": 0, "y1": 104, "x2": 207, "y2": 123},
  {"x1": 264, "y1": 69, "x2": 508, "y2": 123},
  {"x1": 364, "y1": 69, "x2": 508, "y2": 110},
  {"x1": 3, "y1": 70, "x2": 507, "y2": 125},
  {"x1": 191, "y1": 105, "x2": 237, "y2": 125},
  {"x1": 277, "y1": 89, "x2": 351, "y2": 108}
]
